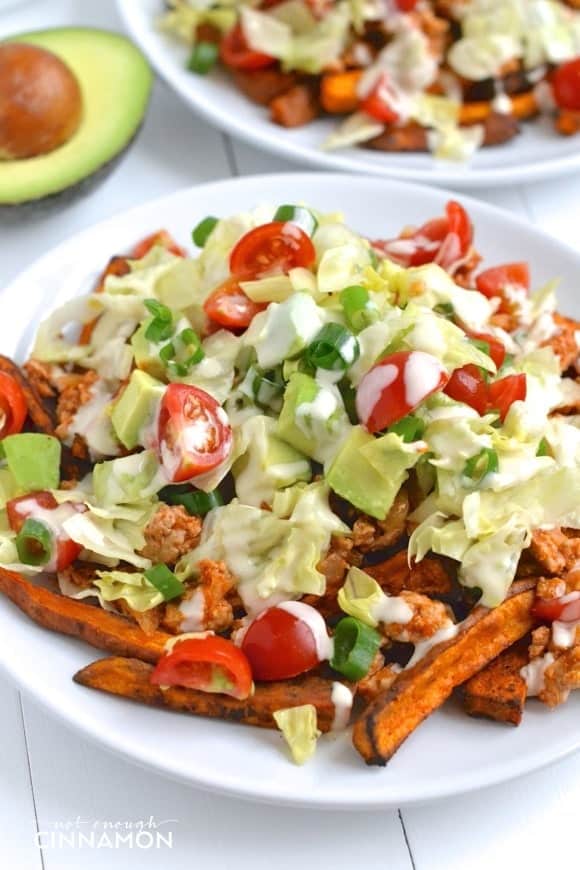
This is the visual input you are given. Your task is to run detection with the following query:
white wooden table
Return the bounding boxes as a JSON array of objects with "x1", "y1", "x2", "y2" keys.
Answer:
[{"x1": 2, "y1": 2, "x2": 580, "y2": 868}]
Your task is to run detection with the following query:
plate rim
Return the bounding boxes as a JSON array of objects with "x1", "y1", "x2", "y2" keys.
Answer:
[
  {"x1": 2, "y1": 171, "x2": 580, "y2": 808},
  {"x1": 116, "y1": 0, "x2": 580, "y2": 189}
]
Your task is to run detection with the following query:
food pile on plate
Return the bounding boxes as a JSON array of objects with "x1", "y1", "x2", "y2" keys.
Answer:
[
  {"x1": 160, "y1": 0, "x2": 580, "y2": 161},
  {"x1": 1, "y1": 202, "x2": 579, "y2": 766}
]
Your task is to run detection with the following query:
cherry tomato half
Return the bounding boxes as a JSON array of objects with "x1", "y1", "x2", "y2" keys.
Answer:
[
  {"x1": 6, "y1": 491, "x2": 83, "y2": 571},
  {"x1": 220, "y1": 23, "x2": 275, "y2": 70},
  {"x1": 360, "y1": 72, "x2": 400, "y2": 124},
  {"x1": 0, "y1": 372, "x2": 27, "y2": 439},
  {"x1": 466, "y1": 330, "x2": 506, "y2": 370},
  {"x1": 444, "y1": 364, "x2": 488, "y2": 416},
  {"x1": 356, "y1": 350, "x2": 448, "y2": 433},
  {"x1": 475, "y1": 262, "x2": 530, "y2": 300},
  {"x1": 395, "y1": 0, "x2": 419, "y2": 9},
  {"x1": 157, "y1": 384, "x2": 233, "y2": 483},
  {"x1": 203, "y1": 277, "x2": 266, "y2": 330},
  {"x1": 552, "y1": 58, "x2": 580, "y2": 112},
  {"x1": 151, "y1": 636, "x2": 253, "y2": 700},
  {"x1": 532, "y1": 594, "x2": 580, "y2": 624},
  {"x1": 229, "y1": 221, "x2": 316, "y2": 279},
  {"x1": 373, "y1": 201, "x2": 472, "y2": 271},
  {"x1": 487, "y1": 373, "x2": 527, "y2": 422},
  {"x1": 241, "y1": 604, "x2": 326, "y2": 681},
  {"x1": 130, "y1": 230, "x2": 186, "y2": 259}
]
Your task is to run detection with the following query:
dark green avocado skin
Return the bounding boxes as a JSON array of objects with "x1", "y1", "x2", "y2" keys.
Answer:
[{"x1": 0, "y1": 124, "x2": 144, "y2": 221}]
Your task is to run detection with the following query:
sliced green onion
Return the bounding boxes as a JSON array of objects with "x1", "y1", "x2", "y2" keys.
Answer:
[
  {"x1": 389, "y1": 415, "x2": 425, "y2": 443},
  {"x1": 159, "y1": 328, "x2": 205, "y2": 377},
  {"x1": 144, "y1": 299, "x2": 174, "y2": 343},
  {"x1": 463, "y1": 448, "x2": 499, "y2": 483},
  {"x1": 330, "y1": 617, "x2": 382, "y2": 681},
  {"x1": 273, "y1": 205, "x2": 318, "y2": 237},
  {"x1": 252, "y1": 367, "x2": 285, "y2": 411},
  {"x1": 160, "y1": 485, "x2": 224, "y2": 516},
  {"x1": 434, "y1": 302, "x2": 455, "y2": 319},
  {"x1": 305, "y1": 323, "x2": 360, "y2": 372},
  {"x1": 537, "y1": 437, "x2": 550, "y2": 457},
  {"x1": 187, "y1": 41, "x2": 219, "y2": 75},
  {"x1": 369, "y1": 248, "x2": 380, "y2": 270},
  {"x1": 338, "y1": 378, "x2": 358, "y2": 424},
  {"x1": 144, "y1": 564, "x2": 185, "y2": 602},
  {"x1": 192, "y1": 216, "x2": 218, "y2": 248},
  {"x1": 15, "y1": 518, "x2": 53, "y2": 567},
  {"x1": 470, "y1": 337, "x2": 491, "y2": 357},
  {"x1": 340, "y1": 285, "x2": 378, "y2": 333},
  {"x1": 498, "y1": 353, "x2": 515, "y2": 376}
]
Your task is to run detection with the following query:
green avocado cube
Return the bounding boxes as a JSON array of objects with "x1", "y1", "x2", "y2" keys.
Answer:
[
  {"x1": 110, "y1": 370, "x2": 166, "y2": 450},
  {"x1": 1, "y1": 434, "x2": 61, "y2": 492}
]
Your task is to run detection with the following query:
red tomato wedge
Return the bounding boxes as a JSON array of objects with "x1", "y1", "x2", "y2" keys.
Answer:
[
  {"x1": 130, "y1": 230, "x2": 186, "y2": 259},
  {"x1": 220, "y1": 23, "x2": 275, "y2": 70},
  {"x1": 395, "y1": 0, "x2": 419, "y2": 9},
  {"x1": 6, "y1": 491, "x2": 83, "y2": 571},
  {"x1": 552, "y1": 58, "x2": 580, "y2": 111},
  {"x1": 157, "y1": 384, "x2": 233, "y2": 484},
  {"x1": 229, "y1": 221, "x2": 316, "y2": 278},
  {"x1": 444, "y1": 364, "x2": 489, "y2": 416},
  {"x1": 475, "y1": 262, "x2": 530, "y2": 300},
  {"x1": 465, "y1": 330, "x2": 506, "y2": 370},
  {"x1": 373, "y1": 201, "x2": 473, "y2": 272},
  {"x1": 204, "y1": 277, "x2": 266, "y2": 330},
  {"x1": 356, "y1": 350, "x2": 448, "y2": 433},
  {"x1": 241, "y1": 603, "x2": 328, "y2": 681},
  {"x1": 0, "y1": 372, "x2": 27, "y2": 439},
  {"x1": 532, "y1": 594, "x2": 580, "y2": 624},
  {"x1": 151, "y1": 636, "x2": 253, "y2": 700},
  {"x1": 360, "y1": 73, "x2": 400, "y2": 124},
  {"x1": 487, "y1": 373, "x2": 527, "y2": 422}
]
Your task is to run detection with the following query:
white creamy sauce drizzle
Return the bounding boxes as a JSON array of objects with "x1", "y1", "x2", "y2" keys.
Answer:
[
  {"x1": 521, "y1": 652, "x2": 555, "y2": 697},
  {"x1": 178, "y1": 587, "x2": 206, "y2": 632},
  {"x1": 277, "y1": 601, "x2": 334, "y2": 661},
  {"x1": 296, "y1": 388, "x2": 338, "y2": 436},
  {"x1": 355, "y1": 363, "x2": 398, "y2": 425},
  {"x1": 372, "y1": 593, "x2": 413, "y2": 625},
  {"x1": 68, "y1": 380, "x2": 120, "y2": 459},
  {"x1": 330, "y1": 682, "x2": 354, "y2": 732},
  {"x1": 406, "y1": 621, "x2": 459, "y2": 670},
  {"x1": 404, "y1": 351, "x2": 444, "y2": 408},
  {"x1": 552, "y1": 620, "x2": 579, "y2": 650}
]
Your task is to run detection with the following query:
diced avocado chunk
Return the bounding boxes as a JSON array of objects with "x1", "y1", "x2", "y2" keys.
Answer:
[
  {"x1": 326, "y1": 426, "x2": 420, "y2": 519},
  {"x1": 93, "y1": 450, "x2": 163, "y2": 505},
  {"x1": 111, "y1": 370, "x2": 166, "y2": 450},
  {"x1": 233, "y1": 415, "x2": 311, "y2": 507},
  {"x1": 276, "y1": 373, "x2": 351, "y2": 464},
  {"x1": 1, "y1": 434, "x2": 61, "y2": 492},
  {"x1": 0, "y1": 467, "x2": 18, "y2": 508},
  {"x1": 254, "y1": 293, "x2": 324, "y2": 369},
  {"x1": 130, "y1": 321, "x2": 166, "y2": 381}
]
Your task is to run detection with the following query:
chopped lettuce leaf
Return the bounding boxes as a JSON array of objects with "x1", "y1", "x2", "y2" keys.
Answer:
[
  {"x1": 273, "y1": 704, "x2": 320, "y2": 765},
  {"x1": 94, "y1": 570, "x2": 164, "y2": 612}
]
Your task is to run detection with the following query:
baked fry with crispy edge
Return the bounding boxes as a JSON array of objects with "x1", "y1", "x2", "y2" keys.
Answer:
[
  {"x1": 74, "y1": 656, "x2": 339, "y2": 732},
  {"x1": 0, "y1": 567, "x2": 170, "y2": 663},
  {"x1": 463, "y1": 640, "x2": 528, "y2": 726},
  {"x1": 352, "y1": 581, "x2": 536, "y2": 765}
]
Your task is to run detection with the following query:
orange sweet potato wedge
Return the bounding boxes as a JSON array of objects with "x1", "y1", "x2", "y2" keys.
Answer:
[
  {"x1": 0, "y1": 567, "x2": 169, "y2": 663},
  {"x1": 74, "y1": 657, "x2": 338, "y2": 731},
  {"x1": 352, "y1": 580, "x2": 536, "y2": 765},
  {"x1": 463, "y1": 640, "x2": 529, "y2": 726}
]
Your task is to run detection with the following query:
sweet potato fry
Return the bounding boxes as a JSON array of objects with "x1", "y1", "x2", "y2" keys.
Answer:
[
  {"x1": 74, "y1": 657, "x2": 339, "y2": 732},
  {"x1": 352, "y1": 581, "x2": 536, "y2": 765},
  {"x1": 0, "y1": 567, "x2": 169, "y2": 663},
  {"x1": 320, "y1": 70, "x2": 362, "y2": 114},
  {"x1": 0, "y1": 354, "x2": 55, "y2": 434},
  {"x1": 365, "y1": 551, "x2": 452, "y2": 597},
  {"x1": 463, "y1": 640, "x2": 529, "y2": 726}
]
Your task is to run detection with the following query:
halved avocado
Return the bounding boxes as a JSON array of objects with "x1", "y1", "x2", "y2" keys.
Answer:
[{"x1": 0, "y1": 28, "x2": 153, "y2": 211}]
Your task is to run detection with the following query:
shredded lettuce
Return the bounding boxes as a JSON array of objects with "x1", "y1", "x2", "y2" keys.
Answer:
[
  {"x1": 273, "y1": 705, "x2": 320, "y2": 765},
  {"x1": 94, "y1": 570, "x2": 164, "y2": 612}
]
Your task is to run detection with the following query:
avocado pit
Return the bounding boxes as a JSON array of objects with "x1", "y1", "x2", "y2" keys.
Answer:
[{"x1": 0, "y1": 42, "x2": 82, "y2": 160}]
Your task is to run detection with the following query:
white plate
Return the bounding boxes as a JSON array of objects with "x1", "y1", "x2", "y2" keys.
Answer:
[
  {"x1": 117, "y1": 0, "x2": 580, "y2": 189},
  {"x1": 1, "y1": 173, "x2": 579, "y2": 809}
]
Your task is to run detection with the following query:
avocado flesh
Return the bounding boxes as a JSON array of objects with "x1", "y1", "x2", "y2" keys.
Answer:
[
  {"x1": 0, "y1": 28, "x2": 152, "y2": 207},
  {"x1": 111, "y1": 371, "x2": 166, "y2": 451}
]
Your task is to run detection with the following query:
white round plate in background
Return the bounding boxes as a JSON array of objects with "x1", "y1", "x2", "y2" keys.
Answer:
[
  {"x1": 117, "y1": 0, "x2": 580, "y2": 189},
  {"x1": 1, "y1": 174, "x2": 579, "y2": 809}
]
